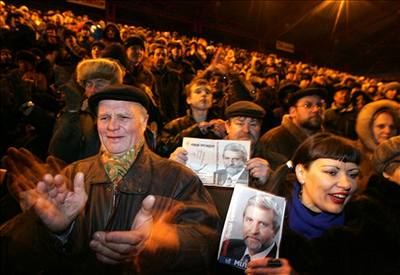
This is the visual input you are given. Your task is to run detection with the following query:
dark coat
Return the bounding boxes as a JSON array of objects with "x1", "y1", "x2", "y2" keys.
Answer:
[
  {"x1": 256, "y1": 115, "x2": 317, "y2": 162},
  {"x1": 156, "y1": 110, "x2": 220, "y2": 157},
  {"x1": 0, "y1": 146, "x2": 221, "y2": 274},
  {"x1": 324, "y1": 104, "x2": 357, "y2": 140}
]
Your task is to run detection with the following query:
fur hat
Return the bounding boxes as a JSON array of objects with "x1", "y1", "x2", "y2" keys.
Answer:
[
  {"x1": 372, "y1": 136, "x2": 400, "y2": 174},
  {"x1": 383, "y1": 82, "x2": 400, "y2": 94},
  {"x1": 88, "y1": 84, "x2": 149, "y2": 113},
  {"x1": 76, "y1": 58, "x2": 124, "y2": 87},
  {"x1": 356, "y1": 100, "x2": 400, "y2": 152},
  {"x1": 225, "y1": 101, "x2": 266, "y2": 119}
]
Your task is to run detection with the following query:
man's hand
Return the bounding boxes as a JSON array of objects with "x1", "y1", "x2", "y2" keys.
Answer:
[
  {"x1": 169, "y1": 147, "x2": 188, "y2": 164},
  {"x1": 246, "y1": 157, "x2": 272, "y2": 185},
  {"x1": 30, "y1": 172, "x2": 87, "y2": 233},
  {"x1": 246, "y1": 257, "x2": 294, "y2": 275},
  {"x1": 89, "y1": 195, "x2": 155, "y2": 265}
]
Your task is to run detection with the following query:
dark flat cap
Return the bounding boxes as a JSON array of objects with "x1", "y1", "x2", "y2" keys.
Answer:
[
  {"x1": 287, "y1": 87, "x2": 327, "y2": 107},
  {"x1": 124, "y1": 35, "x2": 145, "y2": 49},
  {"x1": 372, "y1": 136, "x2": 400, "y2": 174},
  {"x1": 225, "y1": 101, "x2": 266, "y2": 119},
  {"x1": 88, "y1": 84, "x2": 149, "y2": 113}
]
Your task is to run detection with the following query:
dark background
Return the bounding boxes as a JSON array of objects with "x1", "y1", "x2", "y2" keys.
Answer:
[{"x1": 8, "y1": 0, "x2": 400, "y2": 79}]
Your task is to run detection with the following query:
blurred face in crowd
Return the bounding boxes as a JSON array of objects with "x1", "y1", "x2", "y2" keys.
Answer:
[
  {"x1": 0, "y1": 49, "x2": 12, "y2": 64},
  {"x1": 385, "y1": 89, "x2": 398, "y2": 100},
  {"x1": 290, "y1": 95, "x2": 323, "y2": 131},
  {"x1": 153, "y1": 47, "x2": 167, "y2": 70},
  {"x1": 333, "y1": 90, "x2": 350, "y2": 108},
  {"x1": 372, "y1": 111, "x2": 397, "y2": 145},
  {"x1": 97, "y1": 100, "x2": 148, "y2": 156},
  {"x1": 85, "y1": 78, "x2": 111, "y2": 98},
  {"x1": 265, "y1": 75, "x2": 277, "y2": 88},
  {"x1": 209, "y1": 74, "x2": 225, "y2": 94},
  {"x1": 296, "y1": 158, "x2": 359, "y2": 214},
  {"x1": 91, "y1": 45, "x2": 104, "y2": 59},
  {"x1": 126, "y1": 45, "x2": 144, "y2": 66},
  {"x1": 225, "y1": 117, "x2": 262, "y2": 148},
  {"x1": 383, "y1": 164, "x2": 400, "y2": 185},
  {"x1": 187, "y1": 84, "x2": 212, "y2": 111},
  {"x1": 243, "y1": 205, "x2": 276, "y2": 255},
  {"x1": 223, "y1": 149, "x2": 246, "y2": 176},
  {"x1": 170, "y1": 47, "x2": 182, "y2": 60}
]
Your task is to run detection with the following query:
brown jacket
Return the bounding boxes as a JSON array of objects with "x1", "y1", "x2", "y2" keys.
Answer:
[{"x1": 0, "y1": 146, "x2": 221, "y2": 274}]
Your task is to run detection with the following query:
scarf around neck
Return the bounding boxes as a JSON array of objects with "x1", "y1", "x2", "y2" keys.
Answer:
[
  {"x1": 101, "y1": 139, "x2": 144, "y2": 184},
  {"x1": 288, "y1": 183, "x2": 345, "y2": 239}
]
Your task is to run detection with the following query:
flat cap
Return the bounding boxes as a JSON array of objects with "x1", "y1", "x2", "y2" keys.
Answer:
[
  {"x1": 372, "y1": 136, "x2": 400, "y2": 174},
  {"x1": 225, "y1": 101, "x2": 266, "y2": 119},
  {"x1": 124, "y1": 35, "x2": 145, "y2": 49},
  {"x1": 287, "y1": 87, "x2": 327, "y2": 107},
  {"x1": 88, "y1": 84, "x2": 149, "y2": 113}
]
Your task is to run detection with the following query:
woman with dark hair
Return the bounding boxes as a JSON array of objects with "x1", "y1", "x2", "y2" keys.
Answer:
[{"x1": 245, "y1": 133, "x2": 400, "y2": 275}]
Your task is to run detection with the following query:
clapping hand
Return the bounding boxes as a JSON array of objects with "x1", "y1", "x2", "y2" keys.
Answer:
[{"x1": 89, "y1": 195, "x2": 155, "y2": 265}]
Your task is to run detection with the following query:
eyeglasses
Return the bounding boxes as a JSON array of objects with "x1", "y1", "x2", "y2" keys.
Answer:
[{"x1": 295, "y1": 102, "x2": 324, "y2": 110}]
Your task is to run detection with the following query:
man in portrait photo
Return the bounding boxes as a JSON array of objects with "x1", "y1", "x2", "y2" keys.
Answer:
[
  {"x1": 214, "y1": 142, "x2": 249, "y2": 186},
  {"x1": 219, "y1": 194, "x2": 282, "y2": 265}
]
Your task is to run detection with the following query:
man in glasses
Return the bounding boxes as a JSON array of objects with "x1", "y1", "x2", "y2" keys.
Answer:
[{"x1": 256, "y1": 87, "x2": 327, "y2": 162}]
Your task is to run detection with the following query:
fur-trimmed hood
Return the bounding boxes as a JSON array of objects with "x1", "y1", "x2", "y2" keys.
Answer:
[{"x1": 356, "y1": 99, "x2": 400, "y2": 152}]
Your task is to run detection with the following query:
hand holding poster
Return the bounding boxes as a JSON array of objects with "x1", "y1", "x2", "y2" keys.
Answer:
[
  {"x1": 218, "y1": 185, "x2": 286, "y2": 270},
  {"x1": 182, "y1": 137, "x2": 251, "y2": 186}
]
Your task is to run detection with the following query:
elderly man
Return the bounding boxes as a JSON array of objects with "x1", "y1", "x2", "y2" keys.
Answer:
[
  {"x1": 256, "y1": 87, "x2": 326, "y2": 162},
  {"x1": 170, "y1": 101, "x2": 279, "y2": 187},
  {"x1": 0, "y1": 84, "x2": 220, "y2": 274}
]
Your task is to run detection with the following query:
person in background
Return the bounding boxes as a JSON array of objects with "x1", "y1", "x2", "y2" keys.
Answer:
[
  {"x1": 355, "y1": 99, "x2": 400, "y2": 192},
  {"x1": 48, "y1": 58, "x2": 124, "y2": 163},
  {"x1": 156, "y1": 77, "x2": 225, "y2": 157}
]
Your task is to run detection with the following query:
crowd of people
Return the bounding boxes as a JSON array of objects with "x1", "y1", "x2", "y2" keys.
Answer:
[{"x1": 1, "y1": 2, "x2": 400, "y2": 274}]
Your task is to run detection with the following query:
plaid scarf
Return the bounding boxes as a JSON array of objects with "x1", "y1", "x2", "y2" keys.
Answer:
[{"x1": 101, "y1": 139, "x2": 144, "y2": 184}]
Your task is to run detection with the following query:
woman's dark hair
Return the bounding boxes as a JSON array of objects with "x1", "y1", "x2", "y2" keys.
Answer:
[{"x1": 266, "y1": 133, "x2": 361, "y2": 196}]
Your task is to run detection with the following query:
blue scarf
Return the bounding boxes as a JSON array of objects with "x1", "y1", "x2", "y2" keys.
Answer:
[{"x1": 288, "y1": 183, "x2": 345, "y2": 239}]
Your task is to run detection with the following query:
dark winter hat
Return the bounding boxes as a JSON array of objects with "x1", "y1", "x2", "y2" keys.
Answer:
[
  {"x1": 124, "y1": 35, "x2": 145, "y2": 50},
  {"x1": 265, "y1": 71, "x2": 279, "y2": 78},
  {"x1": 89, "y1": 84, "x2": 149, "y2": 113},
  {"x1": 287, "y1": 87, "x2": 327, "y2": 107},
  {"x1": 372, "y1": 136, "x2": 400, "y2": 174},
  {"x1": 91, "y1": 40, "x2": 106, "y2": 50},
  {"x1": 16, "y1": 50, "x2": 36, "y2": 65},
  {"x1": 225, "y1": 101, "x2": 266, "y2": 119},
  {"x1": 100, "y1": 42, "x2": 128, "y2": 68},
  {"x1": 333, "y1": 83, "x2": 351, "y2": 92}
]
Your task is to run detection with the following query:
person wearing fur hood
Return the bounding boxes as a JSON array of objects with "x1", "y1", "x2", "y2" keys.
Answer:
[{"x1": 355, "y1": 99, "x2": 400, "y2": 192}]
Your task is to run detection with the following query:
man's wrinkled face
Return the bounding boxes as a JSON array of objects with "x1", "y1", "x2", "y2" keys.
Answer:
[
  {"x1": 97, "y1": 100, "x2": 148, "y2": 156},
  {"x1": 225, "y1": 117, "x2": 262, "y2": 148},
  {"x1": 243, "y1": 205, "x2": 276, "y2": 255}
]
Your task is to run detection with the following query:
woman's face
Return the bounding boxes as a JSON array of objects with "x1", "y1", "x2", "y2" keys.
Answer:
[
  {"x1": 296, "y1": 158, "x2": 359, "y2": 214},
  {"x1": 373, "y1": 112, "x2": 397, "y2": 145}
]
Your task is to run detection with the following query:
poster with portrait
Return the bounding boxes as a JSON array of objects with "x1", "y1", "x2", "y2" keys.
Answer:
[
  {"x1": 217, "y1": 185, "x2": 286, "y2": 270},
  {"x1": 182, "y1": 137, "x2": 251, "y2": 186}
]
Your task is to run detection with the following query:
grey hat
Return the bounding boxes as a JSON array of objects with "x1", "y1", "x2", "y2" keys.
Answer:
[{"x1": 372, "y1": 136, "x2": 400, "y2": 174}]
